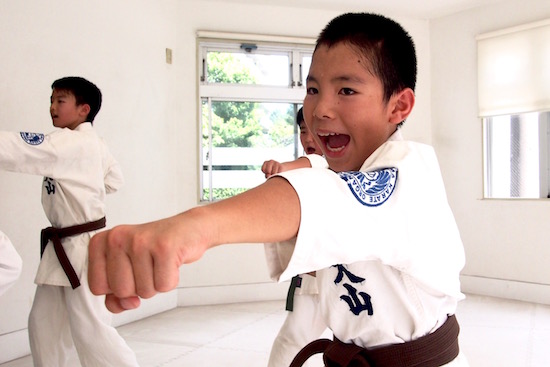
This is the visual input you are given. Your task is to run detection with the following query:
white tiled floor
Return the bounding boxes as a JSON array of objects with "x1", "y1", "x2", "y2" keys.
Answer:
[{"x1": 2, "y1": 293, "x2": 550, "y2": 366}]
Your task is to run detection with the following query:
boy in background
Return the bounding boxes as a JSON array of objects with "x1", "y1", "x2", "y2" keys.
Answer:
[
  {"x1": 88, "y1": 13, "x2": 468, "y2": 366},
  {"x1": 262, "y1": 107, "x2": 328, "y2": 367},
  {"x1": 262, "y1": 107, "x2": 327, "y2": 177},
  {"x1": 0, "y1": 77, "x2": 138, "y2": 366}
]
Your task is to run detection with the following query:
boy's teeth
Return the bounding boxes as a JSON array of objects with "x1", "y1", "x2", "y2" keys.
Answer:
[{"x1": 326, "y1": 145, "x2": 345, "y2": 152}]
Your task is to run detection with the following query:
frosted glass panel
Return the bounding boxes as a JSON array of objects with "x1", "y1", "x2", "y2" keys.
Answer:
[{"x1": 484, "y1": 112, "x2": 548, "y2": 198}]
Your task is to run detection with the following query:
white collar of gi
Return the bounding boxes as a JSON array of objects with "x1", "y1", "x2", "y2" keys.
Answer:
[
  {"x1": 75, "y1": 122, "x2": 93, "y2": 131},
  {"x1": 388, "y1": 129, "x2": 403, "y2": 142}
]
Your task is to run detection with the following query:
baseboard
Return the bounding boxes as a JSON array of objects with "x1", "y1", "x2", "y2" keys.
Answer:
[
  {"x1": 178, "y1": 277, "x2": 550, "y2": 307},
  {"x1": 0, "y1": 329, "x2": 30, "y2": 364},
  {"x1": 177, "y1": 281, "x2": 288, "y2": 307},
  {"x1": 461, "y1": 274, "x2": 550, "y2": 305}
]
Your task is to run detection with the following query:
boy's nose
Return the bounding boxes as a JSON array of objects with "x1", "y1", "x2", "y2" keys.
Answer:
[{"x1": 312, "y1": 95, "x2": 334, "y2": 120}]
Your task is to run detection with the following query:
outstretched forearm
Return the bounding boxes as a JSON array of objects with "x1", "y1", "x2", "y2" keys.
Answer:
[
  {"x1": 88, "y1": 176, "x2": 300, "y2": 313},
  {"x1": 206, "y1": 176, "x2": 300, "y2": 245}
]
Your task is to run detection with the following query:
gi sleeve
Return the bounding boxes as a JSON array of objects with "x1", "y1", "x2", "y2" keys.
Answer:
[
  {"x1": 306, "y1": 154, "x2": 329, "y2": 169},
  {"x1": 263, "y1": 154, "x2": 326, "y2": 280},
  {"x1": 0, "y1": 231, "x2": 22, "y2": 296},
  {"x1": 100, "y1": 139, "x2": 124, "y2": 194},
  {"x1": 0, "y1": 131, "x2": 53, "y2": 175},
  {"x1": 273, "y1": 141, "x2": 465, "y2": 298},
  {"x1": 0, "y1": 130, "x2": 81, "y2": 178}
]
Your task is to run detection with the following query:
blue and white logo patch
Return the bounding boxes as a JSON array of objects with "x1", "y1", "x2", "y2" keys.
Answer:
[
  {"x1": 20, "y1": 132, "x2": 44, "y2": 145},
  {"x1": 339, "y1": 168, "x2": 398, "y2": 207}
]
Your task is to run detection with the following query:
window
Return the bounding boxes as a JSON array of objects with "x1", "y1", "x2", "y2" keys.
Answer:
[
  {"x1": 477, "y1": 19, "x2": 550, "y2": 199},
  {"x1": 198, "y1": 33, "x2": 314, "y2": 201}
]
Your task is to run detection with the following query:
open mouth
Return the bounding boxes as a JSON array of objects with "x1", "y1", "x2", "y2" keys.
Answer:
[
  {"x1": 318, "y1": 132, "x2": 350, "y2": 153},
  {"x1": 305, "y1": 147, "x2": 317, "y2": 154}
]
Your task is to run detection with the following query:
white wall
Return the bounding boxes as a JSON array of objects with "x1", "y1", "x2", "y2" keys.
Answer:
[
  {"x1": 430, "y1": 0, "x2": 550, "y2": 303},
  {"x1": 0, "y1": 0, "x2": 185, "y2": 361},
  {"x1": 0, "y1": 0, "x2": 430, "y2": 363}
]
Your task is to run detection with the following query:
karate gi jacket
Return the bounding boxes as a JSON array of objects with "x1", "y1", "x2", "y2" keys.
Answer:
[
  {"x1": 0, "y1": 123, "x2": 123, "y2": 286},
  {"x1": 265, "y1": 130, "x2": 465, "y2": 350}
]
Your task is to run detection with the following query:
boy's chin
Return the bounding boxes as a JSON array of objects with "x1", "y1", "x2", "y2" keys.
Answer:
[{"x1": 327, "y1": 155, "x2": 363, "y2": 172}]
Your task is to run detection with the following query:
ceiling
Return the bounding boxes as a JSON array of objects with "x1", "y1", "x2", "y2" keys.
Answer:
[{"x1": 217, "y1": 0, "x2": 505, "y2": 19}]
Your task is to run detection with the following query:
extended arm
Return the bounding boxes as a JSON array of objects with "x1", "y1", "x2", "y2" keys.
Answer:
[
  {"x1": 261, "y1": 156, "x2": 312, "y2": 178},
  {"x1": 88, "y1": 176, "x2": 300, "y2": 313}
]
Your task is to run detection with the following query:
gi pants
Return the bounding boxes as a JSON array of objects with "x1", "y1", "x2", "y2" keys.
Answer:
[
  {"x1": 268, "y1": 275, "x2": 327, "y2": 367},
  {"x1": 28, "y1": 272, "x2": 138, "y2": 367}
]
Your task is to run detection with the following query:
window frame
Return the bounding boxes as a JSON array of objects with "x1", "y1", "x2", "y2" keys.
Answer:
[{"x1": 197, "y1": 32, "x2": 315, "y2": 202}]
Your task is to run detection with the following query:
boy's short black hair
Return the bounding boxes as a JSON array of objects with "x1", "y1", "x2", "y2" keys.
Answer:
[
  {"x1": 316, "y1": 13, "x2": 417, "y2": 103},
  {"x1": 296, "y1": 107, "x2": 304, "y2": 127},
  {"x1": 51, "y1": 77, "x2": 102, "y2": 122}
]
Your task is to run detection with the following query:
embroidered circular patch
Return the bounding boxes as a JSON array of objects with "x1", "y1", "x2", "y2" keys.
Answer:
[
  {"x1": 338, "y1": 168, "x2": 398, "y2": 206},
  {"x1": 20, "y1": 132, "x2": 44, "y2": 145}
]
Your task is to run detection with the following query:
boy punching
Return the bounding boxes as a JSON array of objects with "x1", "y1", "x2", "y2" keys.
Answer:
[
  {"x1": 88, "y1": 13, "x2": 468, "y2": 367},
  {"x1": 0, "y1": 77, "x2": 138, "y2": 366}
]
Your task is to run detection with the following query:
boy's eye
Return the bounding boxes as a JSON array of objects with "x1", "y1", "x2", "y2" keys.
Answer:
[
  {"x1": 306, "y1": 87, "x2": 318, "y2": 95},
  {"x1": 340, "y1": 88, "x2": 355, "y2": 95}
]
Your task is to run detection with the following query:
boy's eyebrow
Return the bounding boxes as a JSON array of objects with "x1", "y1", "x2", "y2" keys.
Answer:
[
  {"x1": 307, "y1": 74, "x2": 366, "y2": 84},
  {"x1": 333, "y1": 75, "x2": 366, "y2": 84},
  {"x1": 305, "y1": 75, "x2": 316, "y2": 85}
]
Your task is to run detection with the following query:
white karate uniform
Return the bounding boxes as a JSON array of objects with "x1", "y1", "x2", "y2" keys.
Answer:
[
  {"x1": 265, "y1": 131, "x2": 469, "y2": 366},
  {"x1": 0, "y1": 123, "x2": 138, "y2": 367},
  {"x1": 0, "y1": 230, "x2": 22, "y2": 296}
]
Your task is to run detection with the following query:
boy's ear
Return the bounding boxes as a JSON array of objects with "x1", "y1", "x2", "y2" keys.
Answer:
[
  {"x1": 79, "y1": 103, "x2": 91, "y2": 119},
  {"x1": 388, "y1": 88, "x2": 415, "y2": 125}
]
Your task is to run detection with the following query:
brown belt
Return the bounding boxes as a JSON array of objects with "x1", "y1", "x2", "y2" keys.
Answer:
[
  {"x1": 40, "y1": 217, "x2": 106, "y2": 289},
  {"x1": 289, "y1": 314, "x2": 460, "y2": 367}
]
